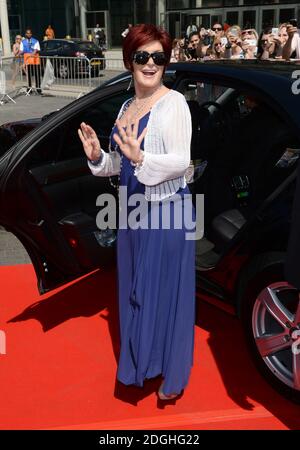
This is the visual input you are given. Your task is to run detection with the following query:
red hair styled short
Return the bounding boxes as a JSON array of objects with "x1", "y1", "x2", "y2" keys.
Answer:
[{"x1": 123, "y1": 23, "x2": 172, "y2": 71}]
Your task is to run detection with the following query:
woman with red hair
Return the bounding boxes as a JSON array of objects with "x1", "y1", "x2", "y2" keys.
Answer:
[{"x1": 78, "y1": 24, "x2": 195, "y2": 401}]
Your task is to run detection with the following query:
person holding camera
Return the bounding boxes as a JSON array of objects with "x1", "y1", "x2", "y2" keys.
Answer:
[
  {"x1": 272, "y1": 24, "x2": 290, "y2": 59},
  {"x1": 257, "y1": 27, "x2": 276, "y2": 60},
  {"x1": 240, "y1": 28, "x2": 258, "y2": 59},
  {"x1": 224, "y1": 26, "x2": 244, "y2": 59},
  {"x1": 282, "y1": 20, "x2": 300, "y2": 60},
  {"x1": 197, "y1": 28, "x2": 214, "y2": 58},
  {"x1": 187, "y1": 31, "x2": 200, "y2": 60}
]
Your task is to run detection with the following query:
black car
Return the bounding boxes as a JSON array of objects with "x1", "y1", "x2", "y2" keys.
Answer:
[
  {"x1": 0, "y1": 60, "x2": 300, "y2": 403},
  {"x1": 39, "y1": 38, "x2": 106, "y2": 78}
]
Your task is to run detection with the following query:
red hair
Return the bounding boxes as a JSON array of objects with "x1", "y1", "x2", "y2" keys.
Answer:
[{"x1": 123, "y1": 23, "x2": 172, "y2": 71}]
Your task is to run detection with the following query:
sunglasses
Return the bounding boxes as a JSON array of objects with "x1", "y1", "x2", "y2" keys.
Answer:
[
  {"x1": 132, "y1": 51, "x2": 167, "y2": 66},
  {"x1": 242, "y1": 30, "x2": 254, "y2": 35},
  {"x1": 213, "y1": 27, "x2": 222, "y2": 31}
]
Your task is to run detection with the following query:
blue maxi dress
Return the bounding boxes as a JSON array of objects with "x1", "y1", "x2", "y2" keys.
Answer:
[{"x1": 111, "y1": 111, "x2": 196, "y2": 396}]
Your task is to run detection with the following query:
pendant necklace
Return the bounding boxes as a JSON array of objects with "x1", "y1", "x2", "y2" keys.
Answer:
[{"x1": 108, "y1": 83, "x2": 163, "y2": 192}]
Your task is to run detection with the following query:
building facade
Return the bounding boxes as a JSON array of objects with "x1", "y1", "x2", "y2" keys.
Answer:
[
  {"x1": 164, "y1": 1, "x2": 300, "y2": 39},
  {"x1": 3, "y1": 0, "x2": 300, "y2": 49}
]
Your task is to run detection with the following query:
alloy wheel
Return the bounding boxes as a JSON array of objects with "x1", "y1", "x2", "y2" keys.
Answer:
[{"x1": 252, "y1": 282, "x2": 300, "y2": 390}]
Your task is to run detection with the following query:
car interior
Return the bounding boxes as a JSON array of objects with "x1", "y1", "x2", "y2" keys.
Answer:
[
  {"x1": 23, "y1": 76, "x2": 300, "y2": 275},
  {"x1": 180, "y1": 79, "x2": 300, "y2": 270}
]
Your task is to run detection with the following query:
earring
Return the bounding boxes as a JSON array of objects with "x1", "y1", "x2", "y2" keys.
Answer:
[{"x1": 127, "y1": 74, "x2": 133, "y2": 91}]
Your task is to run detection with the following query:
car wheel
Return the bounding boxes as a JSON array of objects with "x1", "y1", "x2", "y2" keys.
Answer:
[
  {"x1": 240, "y1": 260, "x2": 300, "y2": 403},
  {"x1": 58, "y1": 63, "x2": 70, "y2": 79}
]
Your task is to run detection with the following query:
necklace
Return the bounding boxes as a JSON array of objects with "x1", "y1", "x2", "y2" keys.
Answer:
[
  {"x1": 108, "y1": 84, "x2": 163, "y2": 192},
  {"x1": 131, "y1": 85, "x2": 162, "y2": 121}
]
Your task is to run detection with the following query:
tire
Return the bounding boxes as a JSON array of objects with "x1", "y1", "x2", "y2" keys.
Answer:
[
  {"x1": 57, "y1": 62, "x2": 70, "y2": 79},
  {"x1": 240, "y1": 258, "x2": 300, "y2": 404}
]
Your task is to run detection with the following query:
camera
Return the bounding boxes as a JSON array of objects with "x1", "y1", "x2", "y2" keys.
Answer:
[
  {"x1": 203, "y1": 35, "x2": 212, "y2": 46},
  {"x1": 187, "y1": 47, "x2": 197, "y2": 59},
  {"x1": 289, "y1": 18, "x2": 298, "y2": 28}
]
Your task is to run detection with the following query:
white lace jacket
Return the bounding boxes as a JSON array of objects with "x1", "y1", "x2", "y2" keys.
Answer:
[{"x1": 87, "y1": 89, "x2": 192, "y2": 201}]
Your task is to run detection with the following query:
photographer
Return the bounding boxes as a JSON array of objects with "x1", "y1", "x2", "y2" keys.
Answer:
[
  {"x1": 206, "y1": 37, "x2": 225, "y2": 60},
  {"x1": 273, "y1": 24, "x2": 290, "y2": 59},
  {"x1": 241, "y1": 28, "x2": 258, "y2": 59},
  {"x1": 224, "y1": 26, "x2": 244, "y2": 59},
  {"x1": 197, "y1": 27, "x2": 214, "y2": 58},
  {"x1": 282, "y1": 19, "x2": 300, "y2": 60},
  {"x1": 257, "y1": 27, "x2": 276, "y2": 60}
]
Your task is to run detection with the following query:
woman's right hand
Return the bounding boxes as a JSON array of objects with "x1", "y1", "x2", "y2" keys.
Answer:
[{"x1": 78, "y1": 122, "x2": 101, "y2": 161}]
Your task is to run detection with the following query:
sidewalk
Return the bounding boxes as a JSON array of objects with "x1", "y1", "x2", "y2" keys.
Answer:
[{"x1": 0, "y1": 93, "x2": 73, "y2": 126}]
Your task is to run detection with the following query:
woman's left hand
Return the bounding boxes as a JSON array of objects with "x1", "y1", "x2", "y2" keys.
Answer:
[{"x1": 113, "y1": 118, "x2": 147, "y2": 163}]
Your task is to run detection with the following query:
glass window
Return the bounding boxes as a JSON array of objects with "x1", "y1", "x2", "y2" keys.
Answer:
[
  {"x1": 197, "y1": 1, "x2": 223, "y2": 6},
  {"x1": 88, "y1": 0, "x2": 109, "y2": 9},
  {"x1": 45, "y1": 41, "x2": 64, "y2": 51},
  {"x1": 226, "y1": 11, "x2": 239, "y2": 26},
  {"x1": 86, "y1": 11, "x2": 106, "y2": 28},
  {"x1": 279, "y1": 0, "x2": 298, "y2": 3},
  {"x1": 243, "y1": 10, "x2": 256, "y2": 29},
  {"x1": 77, "y1": 42, "x2": 99, "y2": 51},
  {"x1": 167, "y1": 0, "x2": 190, "y2": 9},
  {"x1": 279, "y1": 9, "x2": 296, "y2": 24},
  {"x1": 182, "y1": 80, "x2": 229, "y2": 104},
  {"x1": 262, "y1": 9, "x2": 275, "y2": 29},
  {"x1": 224, "y1": 0, "x2": 239, "y2": 5},
  {"x1": 244, "y1": 0, "x2": 275, "y2": 4},
  {"x1": 27, "y1": 89, "x2": 133, "y2": 168}
]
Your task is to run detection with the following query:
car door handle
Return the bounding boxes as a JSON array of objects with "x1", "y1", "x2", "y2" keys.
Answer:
[{"x1": 27, "y1": 219, "x2": 45, "y2": 227}]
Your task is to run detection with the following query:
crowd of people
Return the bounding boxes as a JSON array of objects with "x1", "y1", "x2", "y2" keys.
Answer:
[{"x1": 170, "y1": 21, "x2": 300, "y2": 62}]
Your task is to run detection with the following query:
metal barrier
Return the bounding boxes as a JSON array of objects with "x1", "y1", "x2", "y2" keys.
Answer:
[{"x1": 0, "y1": 55, "x2": 125, "y2": 99}]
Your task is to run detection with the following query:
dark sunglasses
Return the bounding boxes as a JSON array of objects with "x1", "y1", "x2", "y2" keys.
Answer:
[
  {"x1": 132, "y1": 51, "x2": 167, "y2": 66},
  {"x1": 213, "y1": 27, "x2": 222, "y2": 31}
]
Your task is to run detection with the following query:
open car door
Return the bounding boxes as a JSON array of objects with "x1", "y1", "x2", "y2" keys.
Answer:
[{"x1": 0, "y1": 83, "x2": 132, "y2": 293}]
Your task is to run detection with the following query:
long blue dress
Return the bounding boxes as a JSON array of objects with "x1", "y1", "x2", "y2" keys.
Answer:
[{"x1": 111, "y1": 111, "x2": 196, "y2": 396}]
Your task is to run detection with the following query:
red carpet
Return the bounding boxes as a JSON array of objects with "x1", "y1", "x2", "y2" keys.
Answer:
[{"x1": 0, "y1": 264, "x2": 299, "y2": 430}]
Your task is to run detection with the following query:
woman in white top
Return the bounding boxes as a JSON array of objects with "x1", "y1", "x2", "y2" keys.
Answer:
[
  {"x1": 78, "y1": 24, "x2": 195, "y2": 401},
  {"x1": 11, "y1": 35, "x2": 22, "y2": 87}
]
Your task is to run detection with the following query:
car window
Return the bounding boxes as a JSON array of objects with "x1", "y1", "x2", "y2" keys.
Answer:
[
  {"x1": 45, "y1": 41, "x2": 63, "y2": 51},
  {"x1": 63, "y1": 43, "x2": 73, "y2": 51},
  {"x1": 26, "y1": 89, "x2": 133, "y2": 167},
  {"x1": 183, "y1": 80, "x2": 228, "y2": 104},
  {"x1": 77, "y1": 42, "x2": 99, "y2": 51}
]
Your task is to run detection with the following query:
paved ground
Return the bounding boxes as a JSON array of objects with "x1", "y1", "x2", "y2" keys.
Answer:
[
  {"x1": 0, "y1": 94, "x2": 76, "y2": 265},
  {"x1": 0, "y1": 94, "x2": 73, "y2": 126}
]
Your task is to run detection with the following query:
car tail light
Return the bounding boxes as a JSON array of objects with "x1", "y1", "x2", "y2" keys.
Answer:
[{"x1": 75, "y1": 51, "x2": 85, "y2": 57}]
